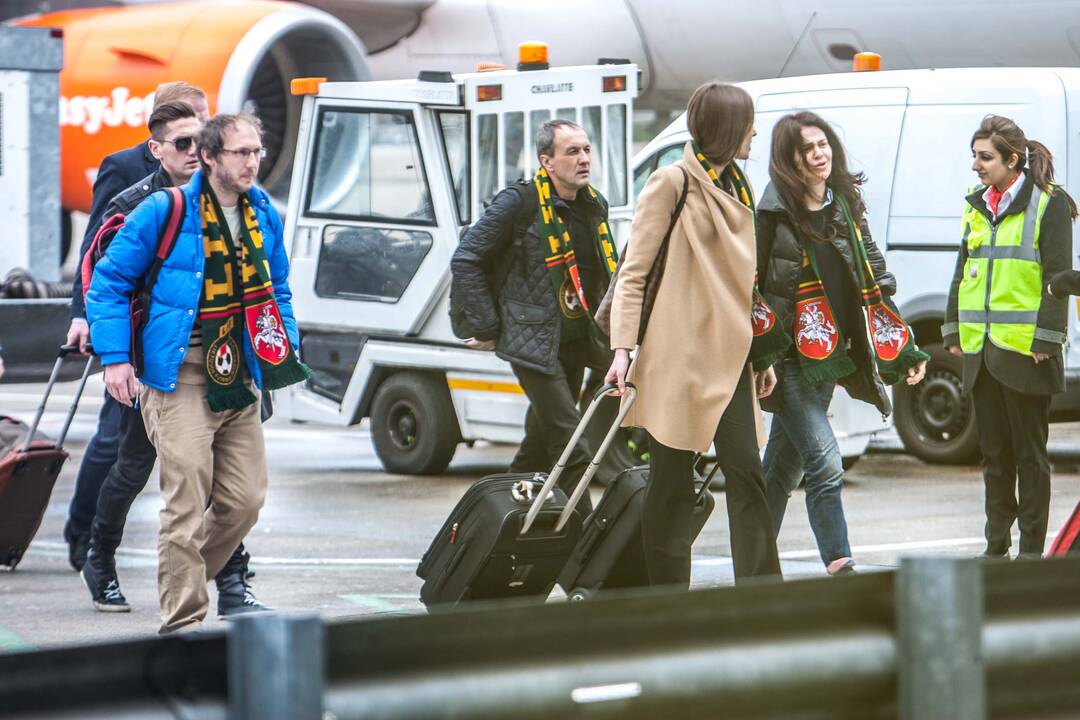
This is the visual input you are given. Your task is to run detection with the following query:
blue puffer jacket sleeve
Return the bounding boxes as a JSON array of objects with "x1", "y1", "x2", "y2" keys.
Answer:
[{"x1": 85, "y1": 191, "x2": 170, "y2": 366}]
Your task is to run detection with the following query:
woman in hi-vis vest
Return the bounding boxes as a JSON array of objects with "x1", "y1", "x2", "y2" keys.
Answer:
[{"x1": 943, "y1": 115, "x2": 1078, "y2": 559}]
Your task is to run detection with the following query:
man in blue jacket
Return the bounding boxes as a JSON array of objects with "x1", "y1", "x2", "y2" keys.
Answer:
[
  {"x1": 87, "y1": 113, "x2": 310, "y2": 634},
  {"x1": 63, "y1": 81, "x2": 209, "y2": 571}
]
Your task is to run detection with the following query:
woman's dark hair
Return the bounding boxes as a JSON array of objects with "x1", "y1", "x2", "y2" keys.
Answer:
[
  {"x1": 971, "y1": 114, "x2": 1078, "y2": 219},
  {"x1": 686, "y1": 82, "x2": 754, "y2": 169},
  {"x1": 769, "y1": 111, "x2": 866, "y2": 242}
]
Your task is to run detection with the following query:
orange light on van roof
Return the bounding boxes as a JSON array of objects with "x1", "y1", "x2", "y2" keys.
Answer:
[
  {"x1": 291, "y1": 77, "x2": 326, "y2": 95},
  {"x1": 518, "y1": 42, "x2": 548, "y2": 66},
  {"x1": 852, "y1": 52, "x2": 881, "y2": 72}
]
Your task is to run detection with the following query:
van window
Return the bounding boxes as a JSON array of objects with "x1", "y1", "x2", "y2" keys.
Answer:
[
  {"x1": 436, "y1": 111, "x2": 469, "y2": 225},
  {"x1": 505, "y1": 111, "x2": 525, "y2": 184},
  {"x1": 633, "y1": 143, "x2": 682, "y2": 198},
  {"x1": 306, "y1": 108, "x2": 434, "y2": 224},
  {"x1": 606, "y1": 104, "x2": 628, "y2": 206},
  {"x1": 315, "y1": 225, "x2": 433, "y2": 302},
  {"x1": 477, "y1": 113, "x2": 498, "y2": 207},
  {"x1": 582, "y1": 105, "x2": 603, "y2": 199},
  {"x1": 556, "y1": 107, "x2": 576, "y2": 121},
  {"x1": 528, "y1": 109, "x2": 551, "y2": 173}
]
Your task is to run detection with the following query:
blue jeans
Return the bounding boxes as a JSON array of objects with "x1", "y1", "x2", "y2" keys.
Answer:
[
  {"x1": 762, "y1": 359, "x2": 852, "y2": 566},
  {"x1": 66, "y1": 390, "x2": 122, "y2": 534}
]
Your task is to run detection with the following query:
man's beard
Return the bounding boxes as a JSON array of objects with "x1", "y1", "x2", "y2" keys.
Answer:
[{"x1": 217, "y1": 165, "x2": 253, "y2": 197}]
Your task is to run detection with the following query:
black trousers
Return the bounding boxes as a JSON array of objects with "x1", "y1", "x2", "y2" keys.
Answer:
[
  {"x1": 90, "y1": 401, "x2": 248, "y2": 579},
  {"x1": 971, "y1": 368, "x2": 1052, "y2": 555},
  {"x1": 644, "y1": 370, "x2": 780, "y2": 589},
  {"x1": 510, "y1": 342, "x2": 594, "y2": 517}
]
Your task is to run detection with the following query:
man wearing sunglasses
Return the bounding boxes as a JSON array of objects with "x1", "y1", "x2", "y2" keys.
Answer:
[{"x1": 64, "y1": 81, "x2": 210, "y2": 575}]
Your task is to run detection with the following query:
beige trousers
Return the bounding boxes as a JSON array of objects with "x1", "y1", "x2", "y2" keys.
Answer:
[{"x1": 140, "y1": 361, "x2": 266, "y2": 633}]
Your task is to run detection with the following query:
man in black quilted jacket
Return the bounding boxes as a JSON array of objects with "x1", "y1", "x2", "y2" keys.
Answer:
[{"x1": 451, "y1": 120, "x2": 616, "y2": 513}]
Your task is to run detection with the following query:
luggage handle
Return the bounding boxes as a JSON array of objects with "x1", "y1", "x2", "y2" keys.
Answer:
[
  {"x1": 520, "y1": 382, "x2": 637, "y2": 536},
  {"x1": 22, "y1": 344, "x2": 96, "y2": 453},
  {"x1": 693, "y1": 455, "x2": 721, "y2": 500}
]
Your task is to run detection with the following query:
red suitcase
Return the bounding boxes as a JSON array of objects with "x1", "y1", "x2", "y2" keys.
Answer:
[
  {"x1": 0, "y1": 346, "x2": 95, "y2": 570},
  {"x1": 1048, "y1": 500, "x2": 1080, "y2": 557}
]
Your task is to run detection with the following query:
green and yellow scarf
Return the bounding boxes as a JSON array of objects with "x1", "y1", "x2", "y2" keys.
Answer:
[
  {"x1": 793, "y1": 193, "x2": 928, "y2": 385},
  {"x1": 534, "y1": 167, "x2": 618, "y2": 342},
  {"x1": 199, "y1": 186, "x2": 311, "y2": 411},
  {"x1": 692, "y1": 143, "x2": 790, "y2": 371}
]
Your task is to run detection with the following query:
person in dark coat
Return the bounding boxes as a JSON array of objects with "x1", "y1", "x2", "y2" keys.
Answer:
[
  {"x1": 943, "y1": 115, "x2": 1078, "y2": 559},
  {"x1": 62, "y1": 81, "x2": 210, "y2": 572},
  {"x1": 757, "y1": 111, "x2": 927, "y2": 576},
  {"x1": 451, "y1": 119, "x2": 618, "y2": 514}
]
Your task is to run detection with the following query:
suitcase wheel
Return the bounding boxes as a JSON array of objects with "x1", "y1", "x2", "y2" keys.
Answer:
[
  {"x1": 2, "y1": 549, "x2": 21, "y2": 571},
  {"x1": 568, "y1": 587, "x2": 593, "y2": 602}
]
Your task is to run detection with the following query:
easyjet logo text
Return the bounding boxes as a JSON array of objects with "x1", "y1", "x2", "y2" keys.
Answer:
[{"x1": 59, "y1": 87, "x2": 155, "y2": 135}]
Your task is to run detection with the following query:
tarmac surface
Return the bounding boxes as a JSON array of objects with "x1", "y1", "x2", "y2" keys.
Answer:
[{"x1": 3, "y1": 373, "x2": 1080, "y2": 652}]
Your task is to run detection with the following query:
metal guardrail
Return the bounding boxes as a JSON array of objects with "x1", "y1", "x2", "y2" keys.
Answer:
[{"x1": 2, "y1": 556, "x2": 1080, "y2": 719}]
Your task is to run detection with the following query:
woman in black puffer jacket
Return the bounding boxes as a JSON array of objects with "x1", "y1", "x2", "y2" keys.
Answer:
[{"x1": 756, "y1": 111, "x2": 927, "y2": 576}]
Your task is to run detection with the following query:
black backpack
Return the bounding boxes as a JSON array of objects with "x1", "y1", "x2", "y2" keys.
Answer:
[{"x1": 449, "y1": 181, "x2": 538, "y2": 340}]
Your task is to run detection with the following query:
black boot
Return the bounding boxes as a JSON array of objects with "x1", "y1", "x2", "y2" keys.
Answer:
[
  {"x1": 63, "y1": 521, "x2": 89, "y2": 572},
  {"x1": 80, "y1": 546, "x2": 130, "y2": 612},
  {"x1": 215, "y1": 550, "x2": 270, "y2": 618}
]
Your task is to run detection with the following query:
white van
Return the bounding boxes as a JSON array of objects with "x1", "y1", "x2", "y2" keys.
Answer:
[{"x1": 633, "y1": 67, "x2": 1080, "y2": 463}]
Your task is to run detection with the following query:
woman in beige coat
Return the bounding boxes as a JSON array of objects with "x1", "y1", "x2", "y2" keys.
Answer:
[{"x1": 605, "y1": 83, "x2": 782, "y2": 588}]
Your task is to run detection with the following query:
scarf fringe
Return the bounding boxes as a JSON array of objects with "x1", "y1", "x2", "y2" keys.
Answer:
[
  {"x1": 262, "y1": 361, "x2": 313, "y2": 392},
  {"x1": 877, "y1": 347, "x2": 930, "y2": 385},
  {"x1": 798, "y1": 354, "x2": 856, "y2": 386},
  {"x1": 207, "y1": 386, "x2": 258, "y2": 413}
]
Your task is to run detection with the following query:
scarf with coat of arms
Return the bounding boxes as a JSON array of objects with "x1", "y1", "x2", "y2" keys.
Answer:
[
  {"x1": 692, "y1": 144, "x2": 791, "y2": 371},
  {"x1": 533, "y1": 167, "x2": 618, "y2": 343},
  {"x1": 198, "y1": 186, "x2": 311, "y2": 411},
  {"x1": 792, "y1": 192, "x2": 928, "y2": 386}
]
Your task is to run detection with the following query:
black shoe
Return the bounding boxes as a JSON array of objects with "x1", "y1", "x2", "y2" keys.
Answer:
[
  {"x1": 63, "y1": 521, "x2": 89, "y2": 572},
  {"x1": 216, "y1": 552, "x2": 270, "y2": 618},
  {"x1": 979, "y1": 548, "x2": 1010, "y2": 560},
  {"x1": 80, "y1": 550, "x2": 130, "y2": 613}
]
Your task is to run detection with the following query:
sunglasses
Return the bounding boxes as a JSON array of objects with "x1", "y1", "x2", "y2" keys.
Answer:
[{"x1": 161, "y1": 136, "x2": 196, "y2": 152}]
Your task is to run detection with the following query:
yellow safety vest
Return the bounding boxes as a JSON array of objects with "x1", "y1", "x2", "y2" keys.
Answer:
[{"x1": 948, "y1": 184, "x2": 1056, "y2": 355}]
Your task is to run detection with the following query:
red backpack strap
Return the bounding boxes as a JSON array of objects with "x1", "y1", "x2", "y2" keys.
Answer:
[
  {"x1": 81, "y1": 212, "x2": 126, "y2": 300},
  {"x1": 142, "y1": 187, "x2": 187, "y2": 294},
  {"x1": 156, "y1": 187, "x2": 185, "y2": 259}
]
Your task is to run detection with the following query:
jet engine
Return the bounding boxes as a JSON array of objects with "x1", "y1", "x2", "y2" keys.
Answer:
[{"x1": 19, "y1": 0, "x2": 369, "y2": 214}]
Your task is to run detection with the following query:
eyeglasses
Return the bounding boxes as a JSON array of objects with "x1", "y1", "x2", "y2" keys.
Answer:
[
  {"x1": 161, "y1": 136, "x2": 196, "y2": 152},
  {"x1": 221, "y1": 147, "x2": 268, "y2": 160}
]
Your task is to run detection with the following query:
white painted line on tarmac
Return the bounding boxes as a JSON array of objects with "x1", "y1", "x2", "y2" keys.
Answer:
[
  {"x1": 694, "y1": 536, "x2": 989, "y2": 565},
  {"x1": 32, "y1": 535, "x2": 992, "y2": 569}
]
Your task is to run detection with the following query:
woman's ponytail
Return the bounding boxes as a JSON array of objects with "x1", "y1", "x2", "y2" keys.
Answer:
[{"x1": 1028, "y1": 139, "x2": 1079, "y2": 219}]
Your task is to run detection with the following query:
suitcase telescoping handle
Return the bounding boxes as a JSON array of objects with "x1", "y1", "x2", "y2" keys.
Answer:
[
  {"x1": 22, "y1": 344, "x2": 96, "y2": 453},
  {"x1": 520, "y1": 382, "x2": 637, "y2": 536}
]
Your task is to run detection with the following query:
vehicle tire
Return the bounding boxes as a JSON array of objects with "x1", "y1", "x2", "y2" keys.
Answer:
[
  {"x1": 893, "y1": 343, "x2": 979, "y2": 464},
  {"x1": 370, "y1": 372, "x2": 461, "y2": 475}
]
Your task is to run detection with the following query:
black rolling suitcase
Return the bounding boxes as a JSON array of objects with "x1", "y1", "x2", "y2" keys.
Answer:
[
  {"x1": 558, "y1": 458, "x2": 718, "y2": 601},
  {"x1": 0, "y1": 346, "x2": 95, "y2": 569},
  {"x1": 417, "y1": 383, "x2": 637, "y2": 608}
]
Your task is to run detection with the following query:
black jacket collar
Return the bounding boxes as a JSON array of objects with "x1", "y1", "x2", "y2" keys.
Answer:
[{"x1": 965, "y1": 172, "x2": 1034, "y2": 224}]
